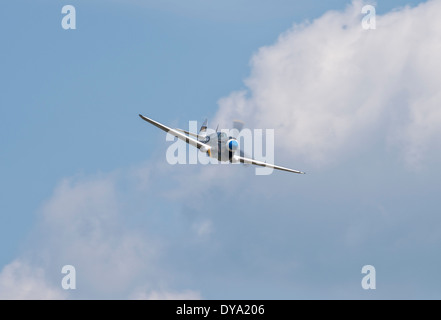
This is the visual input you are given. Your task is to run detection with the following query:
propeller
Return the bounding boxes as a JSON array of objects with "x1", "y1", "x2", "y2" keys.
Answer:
[
  {"x1": 233, "y1": 120, "x2": 244, "y2": 133},
  {"x1": 229, "y1": 119, "x2": 245, "y2": 140},
  {"x1": 228, "y1": 119, "x2": 251, "y2": 163}
]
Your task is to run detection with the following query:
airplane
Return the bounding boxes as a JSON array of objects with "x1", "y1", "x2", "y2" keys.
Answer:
[{"x1": 139, "y1": 114, "x2": 305, "y2": 174}]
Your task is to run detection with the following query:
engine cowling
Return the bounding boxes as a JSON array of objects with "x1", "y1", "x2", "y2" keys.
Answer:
[{"x1": 227, "y1": 139, "x2": 239, "y2": 152}]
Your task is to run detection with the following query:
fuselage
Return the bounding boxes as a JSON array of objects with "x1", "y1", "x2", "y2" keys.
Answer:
[{"x1": 202, "y1": 132, "x2": 238, "y2": 162}]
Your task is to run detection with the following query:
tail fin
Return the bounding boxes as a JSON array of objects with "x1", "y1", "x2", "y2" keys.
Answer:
[{"x1": 199, "y1": 119, "x2": 208, "y2": 134}]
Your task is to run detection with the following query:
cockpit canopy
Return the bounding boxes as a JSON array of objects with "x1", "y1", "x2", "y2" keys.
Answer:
[{"x1": 217, "y1": 132, "x2": 228, "y2": 140}]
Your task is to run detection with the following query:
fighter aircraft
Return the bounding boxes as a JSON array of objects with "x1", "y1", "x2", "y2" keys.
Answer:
[{"x1": 139, "y1": 114, "x2": 305, "y2": 174}]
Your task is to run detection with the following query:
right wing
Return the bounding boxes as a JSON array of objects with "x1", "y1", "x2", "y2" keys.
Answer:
[
  {"x1": 139, "y1": 114, "x2": 212, "y2": 155},
  {"x1": 233, "y1": 154, "x2": 305, "y2": 174}
]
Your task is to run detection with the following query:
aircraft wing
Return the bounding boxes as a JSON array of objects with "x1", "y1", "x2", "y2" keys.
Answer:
[
  {"x1": 233, "y1": 154, "x2": 305, "y2": 174},
  {"x1": 139, "y1": 114, "x2": 212, "y2": 155},
  {"x1": 175, "y1": 128, "x2": 203, "y2": 140}
]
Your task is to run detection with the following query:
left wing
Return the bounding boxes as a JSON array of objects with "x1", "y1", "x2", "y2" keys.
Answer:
[
  {"x1": 233, "y1": 155, "x2": 305, "y2": 174},
  {"x1": 175, "y1": 128, "x2": 203, "y2": 140},
  {"x1": 139, "y1": 114, "x2": 212, "y2": 155}
]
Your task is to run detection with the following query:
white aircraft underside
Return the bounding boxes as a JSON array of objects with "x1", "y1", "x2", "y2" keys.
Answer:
[{"x1": 139, "y1": 114, "x2": 305, "y2": 174}]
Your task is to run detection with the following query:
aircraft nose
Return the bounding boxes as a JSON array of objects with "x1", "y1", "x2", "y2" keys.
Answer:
[{"x1": 227, "y1": 139, "x2": 239, "y2": 151}]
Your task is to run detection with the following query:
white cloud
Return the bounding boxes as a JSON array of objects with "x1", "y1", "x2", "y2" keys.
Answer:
[
  {"x1": 36, "y1": 175, "x2": 155, "y2": 296},
  {"x1": 215, "y1": 0, "x2": 441, "y2": 167},
  {"x1": 0, "y1": 260, "x2": 65, "y2": 300},
  {"x1": 0, "y1": 169, "x2": 201, "y2": 299}
]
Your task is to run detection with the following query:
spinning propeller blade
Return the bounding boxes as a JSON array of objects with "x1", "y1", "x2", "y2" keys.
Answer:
[{"x1": 233, "y1": 120, "x2": 244, "y2": 133}]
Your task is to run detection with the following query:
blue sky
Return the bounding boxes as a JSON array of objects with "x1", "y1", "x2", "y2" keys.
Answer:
[{"x1": 1, "y1": 0, "x2": 441, "y2": 299}]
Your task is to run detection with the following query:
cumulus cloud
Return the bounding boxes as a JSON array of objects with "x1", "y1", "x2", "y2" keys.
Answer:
[
  {"x1": 215, "y1": 0, "x2": 441, "y2": 167},
  {"x1": 0, "y1": 169, "x2": 202, "y2": 299},
  {"x1": 0, "y1": 260, "x2": 65, "y2": 300},
  {"x1": 35, "y1": 175, "x2": 155, "y2": 296}
]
